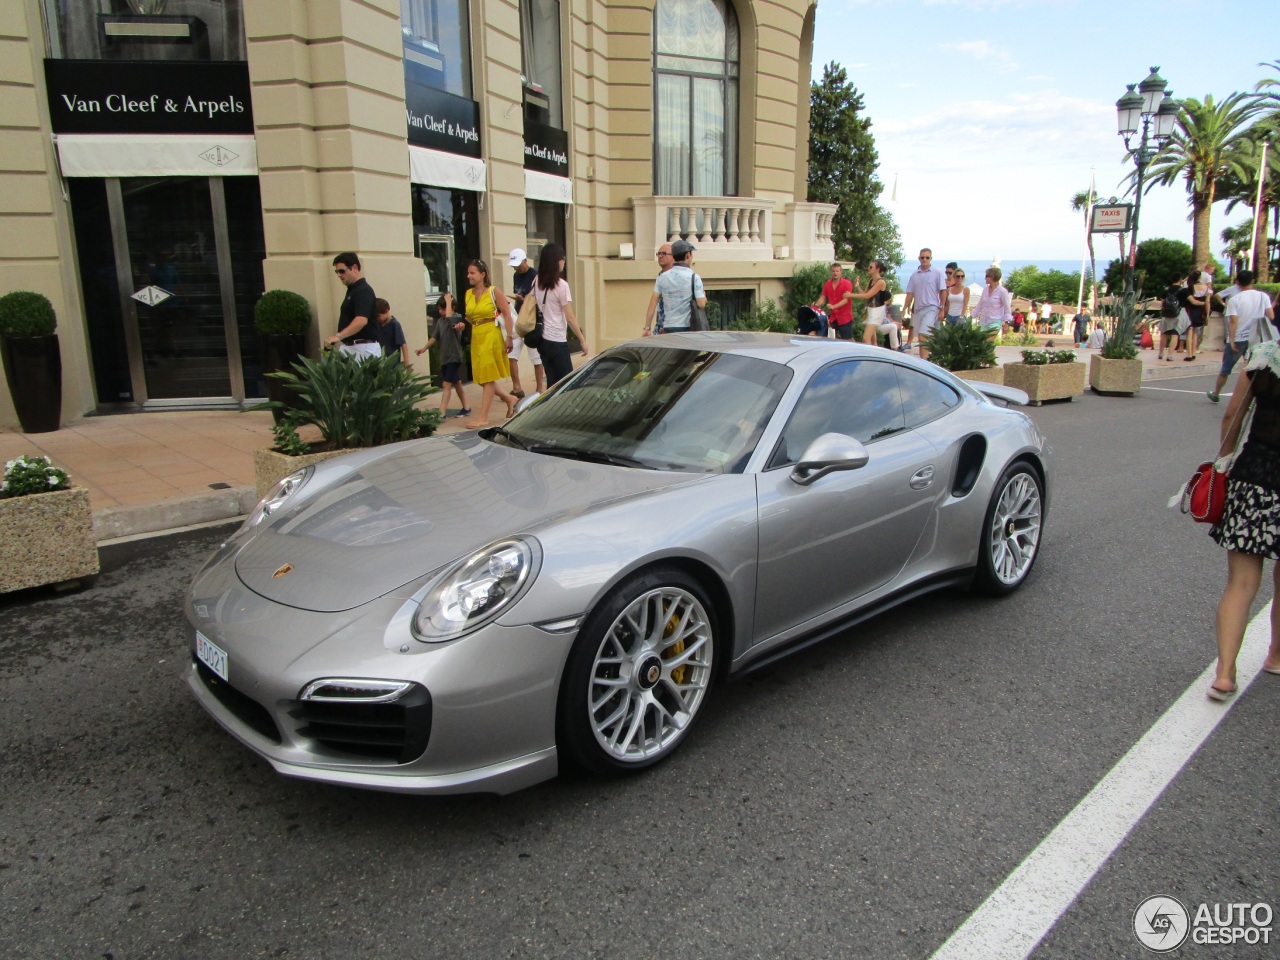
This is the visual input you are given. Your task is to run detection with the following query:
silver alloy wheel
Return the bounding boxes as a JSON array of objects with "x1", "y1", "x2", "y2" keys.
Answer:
[
  {"x1": 988, "y1": 471, "x2": 1042, "y2": 585},
  {"x1": 588, "y1": 586, "x2": 714, "y2": 763}
]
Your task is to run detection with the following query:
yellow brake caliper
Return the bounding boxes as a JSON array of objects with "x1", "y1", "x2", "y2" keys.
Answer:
[{"x1": 661, "y1": 610, "x2": 686, "y2": 685}]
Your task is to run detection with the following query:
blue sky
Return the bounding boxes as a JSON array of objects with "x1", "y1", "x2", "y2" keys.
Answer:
[{"x1": 809, "y1": 0, "x2": 1277, "y2": 264}]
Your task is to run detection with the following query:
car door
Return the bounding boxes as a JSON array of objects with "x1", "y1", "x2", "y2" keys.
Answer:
[{"x1": 754, "y1": 358, "x2": 940, "y2": 643}]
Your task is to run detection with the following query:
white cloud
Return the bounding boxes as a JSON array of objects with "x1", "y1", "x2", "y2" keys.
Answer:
[{"x1": 938, "y1": 40, "x2": 1019, "y2": 71}]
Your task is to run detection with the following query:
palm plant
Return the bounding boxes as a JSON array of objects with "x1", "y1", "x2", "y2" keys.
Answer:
[
  {"x1": 1139, "y1": 93, "x2": 1260, "y2": 263},
  {"x1": 1070, "y1": 188, "x2": 1098, "y2": 307},
  {"x1": 1216, "y1": 133, "x2": 1279, "y2": 282}
]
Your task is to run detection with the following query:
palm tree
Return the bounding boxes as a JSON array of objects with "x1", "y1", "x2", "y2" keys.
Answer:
[
  {"x1": 1217, "y1": 135, "x2": 1279, "y2": 281},
  {"x1": 1220, "y1": 221, "x2": 1253, "y2": 277},
  {"x1": 1070, "y1": 189, "x2": 1098, "y2": 307},
  {"x1": 1140, "y1": 93, "x2": 1259, "y2": 264}
]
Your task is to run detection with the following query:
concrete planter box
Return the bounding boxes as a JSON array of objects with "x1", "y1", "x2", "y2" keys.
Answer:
[
  {"x1": 253, "y1": 447, "x2": 355, "y2": 500},
  {"x1": 0, "y1": 487, "x2": 99, "y2": 593},
  {"x1": 954, "y1": 367, "x2": 1004, "y2": 385},
  {"x1": 1089, "y1": 354, "x2": 1143, "y2": 396},
  {"x1": 1002, "y1": 362, "x2": 1085, "y2": 405}
]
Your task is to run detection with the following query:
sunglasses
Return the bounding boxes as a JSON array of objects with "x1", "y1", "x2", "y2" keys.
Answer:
[{"x1": 334, "y1": 267, "x2": 349, "y2": 275}]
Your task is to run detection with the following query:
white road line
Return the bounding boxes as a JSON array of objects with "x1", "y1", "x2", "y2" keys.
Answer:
[
  {"x1": 1141, "y1": 386, "x2": 1231, "y2": 395},
  {"x1": 930, "y1": 602, "x2": 1274, "y2": 960}
]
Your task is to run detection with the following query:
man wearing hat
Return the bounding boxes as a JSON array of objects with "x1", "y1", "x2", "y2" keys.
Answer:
[
  {"x1": 506, "y1": 247, "x2": 544, "y2": 397},
  {"x1": 643, "y1": 238, "x2": 706, "y2": 335}
]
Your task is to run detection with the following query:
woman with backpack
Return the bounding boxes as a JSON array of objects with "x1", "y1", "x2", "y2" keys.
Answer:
[{"x1": 1158, "y1": 271, "x2": 1186, "y2": 361}]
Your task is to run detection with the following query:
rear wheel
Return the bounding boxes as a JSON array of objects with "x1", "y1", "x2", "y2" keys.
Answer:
[
  {"x1": 557, "y1": 567, "x2": 717, "y2": 776},
  {"x1": 973, "y1": 462, "x2": 1042, "y2": 595}
]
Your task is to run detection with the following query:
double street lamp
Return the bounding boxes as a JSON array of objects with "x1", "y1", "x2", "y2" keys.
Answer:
[{"x1": 1116, "y1": 66, "x2": 1180, "y2": 295}]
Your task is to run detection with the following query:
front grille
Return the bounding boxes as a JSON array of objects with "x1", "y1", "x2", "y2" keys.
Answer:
[
  {"x1": 194, "y1": 658, "x2": 282, "y2": 744},
  {"x1": 289, "y1": 685, "x2": 431, "y2": 763}
]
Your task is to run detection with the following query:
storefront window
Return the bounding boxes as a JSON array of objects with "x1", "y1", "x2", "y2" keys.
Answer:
[
  {"x1": 653, "y1": 0, "x2": 739, "y2": 197},
  {"x1": 525, "y1": 200, "x2": 566, "y2": 268},
  {"x1": 401, "y1": 0, "x2": 472, "y2": 99},
  {"x1": 43, "y1": 0, "x2": 246, "y2": 61},
  {"x1": 520, "y1": 0, "x2": 561, "y2": 129}
]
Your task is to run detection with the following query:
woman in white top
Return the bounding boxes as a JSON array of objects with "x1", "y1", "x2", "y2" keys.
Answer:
[
  {"x1": 943, "y1": 269, "x2": 969, "y2": 325},
  {"x1": 531, "y1": 243, "x2": 589, "y2": 388},
  {"x1": 850, "y1": 260, "x2": 900, "y2": 349}
]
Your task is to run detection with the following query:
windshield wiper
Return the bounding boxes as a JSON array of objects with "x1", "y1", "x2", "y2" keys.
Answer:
[
  {"x1": 483, "y1": 425, "x2": 530, "y2": 450},
  {"x1": 525, "y1": 444, "x2": 652, "y2": 469}
]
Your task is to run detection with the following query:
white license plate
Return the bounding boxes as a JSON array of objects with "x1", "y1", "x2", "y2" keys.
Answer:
[{"x1": 196, "y1": 631, "x2": 228, "y2": 682}]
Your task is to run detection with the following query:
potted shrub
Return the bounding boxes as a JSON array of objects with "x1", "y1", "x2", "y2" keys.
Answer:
[
  {"x1": 924, "y1": 321, "x2": 1002, "y2": 384},
  {"x1": 254, "y1": 289, "x2": 312, "y2": 424},
  {"x1": 1002, "y1": 348, "x2": 1085, "y2": 405},
  {"x1": 0, "y1": 455, "x2": 98, "y2": 593},
  {"x1": 1089, "y1": 297, "x2": 1143, "y2": 397},
  {"x1": 254, "y1": 350, "x2": 442, "y2": 496},
  {"x1": 0, "y1": 291, "x2": 61, "y2": 433}
]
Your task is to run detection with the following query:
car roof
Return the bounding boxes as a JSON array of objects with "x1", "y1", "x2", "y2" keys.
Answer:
[{"x1": 617, "y1": 331, "x2": 940, "y2": 376}]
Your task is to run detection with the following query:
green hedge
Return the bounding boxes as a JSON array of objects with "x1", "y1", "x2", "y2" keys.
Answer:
[
  {"x1": 254, "y1": 289, "x2": 312, "y2": 335},
  {"x1": 0, "y1": 291, "x2": 56, "y2": 337}
]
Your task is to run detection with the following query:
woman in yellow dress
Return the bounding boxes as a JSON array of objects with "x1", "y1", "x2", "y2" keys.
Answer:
[{"x1": 463, "y1": 259, "x2": 518, "y2": 428}]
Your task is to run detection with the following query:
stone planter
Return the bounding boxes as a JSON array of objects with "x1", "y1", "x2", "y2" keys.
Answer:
[
  {"x1": 0, "y1": 487, "x2": 99, "y2": 593},
  {"x1": 1001, "y1": 361, "x2": 1085, "y2": 405},
  {"x1": 954, "y1": 367, "x2": 1004, "y2": 386},
  {"x1": 1089, "y1": 354, "x2": 1143, "y2": 396},
  {"x1": 253, "y1": 447, "x2": 355, "y2": 499}
]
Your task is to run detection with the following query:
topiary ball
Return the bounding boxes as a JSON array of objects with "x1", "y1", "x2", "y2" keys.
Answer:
[
  {"x1": 254, "y1": 290, "x2": 312, "y2": 336},
  {"x1": 0, "y1": 291, "x2": 57, "y2": 338}
]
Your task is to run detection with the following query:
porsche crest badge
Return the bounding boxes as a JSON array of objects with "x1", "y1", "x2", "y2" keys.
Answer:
[{"x1": 272, "y1": 563, "x2": 294, "y2": 579}]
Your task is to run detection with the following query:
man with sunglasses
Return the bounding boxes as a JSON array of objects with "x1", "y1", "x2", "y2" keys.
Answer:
[
  {"x1": 325, "y1": 252, "x2": 379, "y2": 355},
  {"x1": 902, "y1": 248, "x2": 946, "y2": 359}
]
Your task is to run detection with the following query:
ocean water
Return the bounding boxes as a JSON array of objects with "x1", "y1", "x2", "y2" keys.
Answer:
[{"x1": 893, "y1": 258, "x2": 1112, "y2": 290}]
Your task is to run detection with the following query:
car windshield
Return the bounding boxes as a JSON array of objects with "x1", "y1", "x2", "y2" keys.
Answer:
[{"x1": 494, "y1": 344, "x2": 792, "y2": 472}]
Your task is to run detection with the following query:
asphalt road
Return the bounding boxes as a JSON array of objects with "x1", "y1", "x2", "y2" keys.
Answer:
[{"x1": 1, "y1": 372, "x2": 1276, "y2": 960}]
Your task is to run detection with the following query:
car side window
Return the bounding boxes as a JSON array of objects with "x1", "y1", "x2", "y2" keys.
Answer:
[
  {"x1": 895, "y1": 366, "x2": 960, "y2": 429},
  {"x1": 769, "y1": 360, "x2": 906, "y2": 468}
]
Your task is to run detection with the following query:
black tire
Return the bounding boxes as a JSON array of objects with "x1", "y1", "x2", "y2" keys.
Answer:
[
  {"x1": 972, "y1": 462, "x2": 1043, "y2": 596},
  {"x1": 557, "y1": 566, "x2": 718, "y2": 777}
]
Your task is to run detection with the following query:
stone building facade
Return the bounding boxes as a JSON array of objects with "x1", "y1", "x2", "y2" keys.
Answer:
[{"x1": 0, "y1": 0, "x2": 831, "y2": 425}]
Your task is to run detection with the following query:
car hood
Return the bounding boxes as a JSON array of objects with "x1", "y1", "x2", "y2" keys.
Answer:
[{"x1": 234, "y1": 434, "x2": 702, "y2": 612}]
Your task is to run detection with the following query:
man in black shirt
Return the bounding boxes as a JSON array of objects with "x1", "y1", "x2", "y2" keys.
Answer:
[{"x1": 324, "y1": 252, "x2": 378, "y2": 350}]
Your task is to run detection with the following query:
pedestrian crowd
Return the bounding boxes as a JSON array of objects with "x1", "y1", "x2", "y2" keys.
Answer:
[{"x1": 326, "y1": 246, "x2": 588, "y2": 429}]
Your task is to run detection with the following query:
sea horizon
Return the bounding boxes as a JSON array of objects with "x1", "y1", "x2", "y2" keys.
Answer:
[{"x1": 893, "y1": 258, "x2": 1112, "y2": 289}]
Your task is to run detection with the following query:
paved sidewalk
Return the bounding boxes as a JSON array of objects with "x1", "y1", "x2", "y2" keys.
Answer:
[{"x1": 1, "y1": 343, "x2": 1223, "y2": 543}]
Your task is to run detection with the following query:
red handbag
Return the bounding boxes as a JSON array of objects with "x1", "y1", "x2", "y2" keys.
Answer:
[{"x1": 1184, "y1": 461, "x2": 1227, "y2": 524}]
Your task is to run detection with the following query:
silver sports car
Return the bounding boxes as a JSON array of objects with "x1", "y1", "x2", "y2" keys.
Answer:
[{"x1": 186, "y1": 333, "x2": 1050, "y2": 794}]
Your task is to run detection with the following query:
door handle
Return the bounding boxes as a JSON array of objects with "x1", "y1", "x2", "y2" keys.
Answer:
[{"x1": 909, "y1": 465, "x2": 935, "y2": 489}]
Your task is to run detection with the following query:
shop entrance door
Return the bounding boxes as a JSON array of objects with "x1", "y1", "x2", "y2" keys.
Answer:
[{"x1": 104, "y1": 177, "x2": 248, "y2": 404}]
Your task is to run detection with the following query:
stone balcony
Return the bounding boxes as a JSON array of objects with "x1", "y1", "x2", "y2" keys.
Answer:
[{"x1": 631, "y1": 197, "x2": 837, "y2": 263}]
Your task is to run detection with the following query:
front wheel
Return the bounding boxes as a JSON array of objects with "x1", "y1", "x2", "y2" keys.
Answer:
[
  {"x1": 557, "y1": 567, "x2": 717, "y2": 776},
  {"x1": 973, "y1": 462, "x2": 1043, "y2": 596}
]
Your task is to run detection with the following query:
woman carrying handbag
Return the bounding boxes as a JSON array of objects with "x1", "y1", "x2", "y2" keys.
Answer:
[{"x1": 1205, "y1": 338, "x2": 1280, "y2": 700}]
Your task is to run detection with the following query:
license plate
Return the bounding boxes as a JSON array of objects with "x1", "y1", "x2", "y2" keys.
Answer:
[{"x1": 196, "y1": 631, "x2": 228, "y2": 682}]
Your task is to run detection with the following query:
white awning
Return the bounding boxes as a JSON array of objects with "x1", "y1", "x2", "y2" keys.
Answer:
[
  {"x1": 524, "y1": 169, "x2": 573, "y2": 204},
  {"x1": 53, "y1": 134, "x2": 258, "y2": 177},
  {"x1": 408, "y1": 145, "x2": 486, "y2": 192}
]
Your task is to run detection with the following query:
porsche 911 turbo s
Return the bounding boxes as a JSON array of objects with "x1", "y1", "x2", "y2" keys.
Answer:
[{"x1": 186, "y1": 332, "x2": 1050, "y2": 794}]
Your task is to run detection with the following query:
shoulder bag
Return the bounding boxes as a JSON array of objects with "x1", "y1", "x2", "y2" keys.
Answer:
[
  {"x1": 1182, "y1": 384, "x2": 1254, "y2": 524},
  {"x1": 689, "y1": 273, "x2": 709, "y2": 331},
  {"x1": 515, "y1": 288, "x2": 539, "y2": 337}
]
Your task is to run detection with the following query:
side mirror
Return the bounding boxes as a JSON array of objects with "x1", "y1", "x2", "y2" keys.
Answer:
[
  {"x1": 515, "y1": 392, "x2": 541, "y2": 414},
  {"x1": 790, "y1": 432, "x2": 870, "y2": 486}
]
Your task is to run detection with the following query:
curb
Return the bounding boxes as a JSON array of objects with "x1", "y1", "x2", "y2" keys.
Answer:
[{"x1": 93, "y1": 486, "x2": 257, "y2": 543}]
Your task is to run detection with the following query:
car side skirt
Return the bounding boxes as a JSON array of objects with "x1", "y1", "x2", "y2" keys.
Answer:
[{"x1": 730, "y1": 569, "x2": 974, "y2": 679}]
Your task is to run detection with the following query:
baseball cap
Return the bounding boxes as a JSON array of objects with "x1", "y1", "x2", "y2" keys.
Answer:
[
  {"x1": 507, "y1": 248, "x2": 527, "y2": 267},
  {"x1": 671, "y1": 239, "x2": 696, "y2": 260}
]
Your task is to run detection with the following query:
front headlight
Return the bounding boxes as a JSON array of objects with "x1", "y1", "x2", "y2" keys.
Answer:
[
  {"x1": 413, "y1": 538, "x2": 538, "y2": 642},
  {"x1": 242, "y1": 468, "x2": 311, "y2": 531}
]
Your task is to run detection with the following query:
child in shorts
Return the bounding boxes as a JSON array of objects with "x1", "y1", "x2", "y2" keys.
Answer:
[{"x1": 415, "y1": 293, "x2": 470, "y2": 417}]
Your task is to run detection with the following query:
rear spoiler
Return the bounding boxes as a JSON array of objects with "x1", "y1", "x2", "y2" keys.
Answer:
[{"x1": 968, "y1": 381, "x2": 1030, "y2": 406}]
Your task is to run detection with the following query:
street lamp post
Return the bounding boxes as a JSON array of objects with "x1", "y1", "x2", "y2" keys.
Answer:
[{"x1": 1115, "y1": 67, "x2": 1179, "y2": 297}]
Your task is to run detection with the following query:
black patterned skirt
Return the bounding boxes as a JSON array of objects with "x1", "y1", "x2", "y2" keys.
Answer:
[{"x1": 1210, "y1": 439, "x2": 1280, "y2": 558}]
